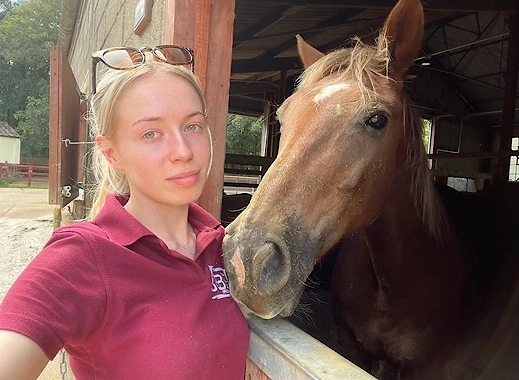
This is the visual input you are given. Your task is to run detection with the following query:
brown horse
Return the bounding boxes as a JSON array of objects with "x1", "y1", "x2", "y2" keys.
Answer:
[{"x1": 223, "y1": 0, "x2": 464, "y2": 378}]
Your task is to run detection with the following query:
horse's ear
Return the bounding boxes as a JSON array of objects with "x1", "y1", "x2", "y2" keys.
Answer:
[
  {"x1": 296, "y1": 34, "x2": 325, "y2": 69},
  {"x1": 380, "y1": 0, "x2": 424, "y2": 79}
]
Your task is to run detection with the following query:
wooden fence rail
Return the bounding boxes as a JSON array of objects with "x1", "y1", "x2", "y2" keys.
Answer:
[
  {"x1": 0, "y1": 163, "x2": 49, "y2": 187},
  {"x1": 224, "y1": 154, "x2": 275, "y2": 191}
]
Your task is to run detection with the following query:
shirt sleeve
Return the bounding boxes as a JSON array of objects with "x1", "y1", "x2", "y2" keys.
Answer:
[{"x1": 0, "y1": 228, "x2": 107, "y2": 360}]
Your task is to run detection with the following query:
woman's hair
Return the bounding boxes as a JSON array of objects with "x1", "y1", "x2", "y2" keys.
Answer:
[{"x1": 88, "y1": 62, "x2": 208, "y2": 218}]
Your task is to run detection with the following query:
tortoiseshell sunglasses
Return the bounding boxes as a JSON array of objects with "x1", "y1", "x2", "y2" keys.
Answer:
[{"x1": 90, "y1": 45, "x2": 194, "y2": 96}]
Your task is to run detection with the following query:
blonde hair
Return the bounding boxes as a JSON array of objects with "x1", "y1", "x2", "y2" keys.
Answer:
[{"x1": 88, "y1": 62, "x2": 208, "y2": 218}]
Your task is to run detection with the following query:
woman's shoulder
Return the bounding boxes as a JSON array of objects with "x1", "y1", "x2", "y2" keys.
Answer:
[
  {"x1": 52, "y1": 220, "x2": 108, "y2": 240},
  {"x1": 41, "y1": 220, "x2": 110, "y2": 259}
]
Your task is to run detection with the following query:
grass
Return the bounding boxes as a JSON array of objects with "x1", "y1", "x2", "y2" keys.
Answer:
[{"x1": 0, "y1": 180, "x2": 48, "y2": 189}]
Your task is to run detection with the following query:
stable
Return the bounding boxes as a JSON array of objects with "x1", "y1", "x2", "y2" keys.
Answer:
[{"x1": 50, "y1": 0, "x2": 519, "y2": 378}]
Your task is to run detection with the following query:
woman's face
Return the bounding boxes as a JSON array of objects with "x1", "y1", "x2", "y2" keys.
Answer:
[{"x1": 99, "y1": 71, "x2": 211, "y2": 208}]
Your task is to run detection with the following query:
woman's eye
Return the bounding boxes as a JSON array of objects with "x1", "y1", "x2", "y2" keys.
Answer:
[
  {"x1": 143, "y1": 131, "x2": 157, "y2": 139},
  {"x1": 185, "y1": 124, "x2": 200, "y2": 132},
  {"x1": 365, "y1": 113, "x2": 388, "y2": 130}
]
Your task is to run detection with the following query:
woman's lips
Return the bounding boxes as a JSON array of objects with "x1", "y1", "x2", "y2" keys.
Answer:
[{"x1": 168, "y1": 170, "x2": 199, "y2": 186}]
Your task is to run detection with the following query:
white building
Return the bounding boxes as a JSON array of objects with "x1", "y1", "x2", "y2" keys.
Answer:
[{"x1": 0, "y1": 121, "x2": 21, "y2": 164}]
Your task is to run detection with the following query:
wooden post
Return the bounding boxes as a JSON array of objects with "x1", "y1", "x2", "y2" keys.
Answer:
[
  {"x1": 164, "y1": 0, "x2": 236, "y2": 219},
  {"x1": 28, "y1": 165, "x2": 33, "y2": 187},
  {"x1": 497, "y1": 9, "x2": 519, "y2": 181},
  {"x1": 49, "y1": 45, "x2": 80, "y2": 206}
]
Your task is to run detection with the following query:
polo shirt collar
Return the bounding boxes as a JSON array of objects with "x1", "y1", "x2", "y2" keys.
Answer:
[{"x1": 93, "y1": 194, "x2": 222, "y2": 247}]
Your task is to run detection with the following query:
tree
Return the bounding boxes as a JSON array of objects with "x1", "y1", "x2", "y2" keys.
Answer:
[
  {"x1": 0, "y1": 0, "x2": 60, "y2": 158},
  {"x1": 15, "y1": 95, "x2": 49, "y2": 157},
  {"x1": 226, "y1": 114, "x2": 262, "y2": 155}
]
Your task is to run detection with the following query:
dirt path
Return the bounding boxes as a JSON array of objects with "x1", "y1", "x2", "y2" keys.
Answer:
[{"x1": 0, "y1": 187, "x2": 74, "y2": 379}]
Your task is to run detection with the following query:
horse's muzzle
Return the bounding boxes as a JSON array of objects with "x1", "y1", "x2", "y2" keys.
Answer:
[{"x1": 250, "y1": 240, "x2": 291, "y2": 296}]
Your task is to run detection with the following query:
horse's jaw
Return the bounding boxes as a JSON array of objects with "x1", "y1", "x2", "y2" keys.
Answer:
[{"x1": 230, "y1": 285, "x2": 304, "y2": 320}]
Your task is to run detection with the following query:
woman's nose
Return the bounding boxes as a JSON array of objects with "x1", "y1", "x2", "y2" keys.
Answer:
[{"x1": 169, "y1": 132, "x2": 194, "y2": 161}]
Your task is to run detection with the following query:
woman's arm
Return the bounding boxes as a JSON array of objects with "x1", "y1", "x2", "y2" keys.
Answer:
[{"x1": 0, "y1": 330, "x2": 49, "y2": 380}]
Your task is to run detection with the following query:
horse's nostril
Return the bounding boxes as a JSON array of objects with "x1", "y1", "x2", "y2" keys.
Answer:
[{"x1": 251, "y1": 241, "x2": 290, "y2": 296}]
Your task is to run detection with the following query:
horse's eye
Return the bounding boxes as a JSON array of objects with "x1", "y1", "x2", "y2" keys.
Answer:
[{"x1": 365, "y1": 113, "x2": 388, "y2": 130}]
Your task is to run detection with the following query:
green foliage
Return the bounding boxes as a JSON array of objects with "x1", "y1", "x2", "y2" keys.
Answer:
[
  {"x1": 226, "y1": 114, "x2": 262, "y2": 155},
  {"x1": 15, "y1": 94, "x2": 49, "y2": 157},
  {"x1": 422, "y1": 118, "x2": 432, "y2": 151},
  {"x1": 0, "y1": 0, "x2": 60, "y2": 68},
  {"x1": 0, "y1": 0, "x2": 60, "y2": 158}
]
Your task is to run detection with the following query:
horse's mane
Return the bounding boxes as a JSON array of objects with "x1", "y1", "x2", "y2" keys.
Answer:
[
  {"x1": 296, "y1": 36, "x2": 448, "y2": 241},
  {"x1": 405, "y1": 103, "x2": 449, "y2": 241}
]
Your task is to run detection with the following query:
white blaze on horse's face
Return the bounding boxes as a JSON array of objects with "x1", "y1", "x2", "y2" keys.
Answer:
[{"x1": 312, "y1": 82, "x2": 351, "y2": 103}]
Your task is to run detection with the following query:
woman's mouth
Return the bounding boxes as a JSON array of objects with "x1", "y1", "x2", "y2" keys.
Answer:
[{"x1": 168, "y1": 170, "x2": 200, "y2": 186}]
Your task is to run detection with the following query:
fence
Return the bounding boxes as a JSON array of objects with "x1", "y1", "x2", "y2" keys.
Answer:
[
  {"x1": 246, "y1": 314, "x2": 375, "y2": 379},
  {"x1": 224, "y1": 154, "x2": 275, "y2": 194},
  {"x1": 0, "y1": 163, "x2": 49, "y2": 187}
]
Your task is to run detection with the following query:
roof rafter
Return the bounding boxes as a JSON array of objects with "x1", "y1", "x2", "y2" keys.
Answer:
[{"x1": 248, "y1": 0, "x2": 517, "y2": 12}]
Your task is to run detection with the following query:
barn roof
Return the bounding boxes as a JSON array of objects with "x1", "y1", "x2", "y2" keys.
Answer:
[
  {"x1": 230, "y1": 0, "x2": 519, "y2": 130},
  {"x1": 0, "y1": 121, "x2": 20, "y2": 138}
]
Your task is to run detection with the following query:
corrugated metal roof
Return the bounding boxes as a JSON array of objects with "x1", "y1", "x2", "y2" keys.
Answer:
[
  {"x1": 231, "y1": 0, "x2": 518, "y2": 127},
  {"x1": 0, "y1": 121, "x2": 20, "y2": 138}
]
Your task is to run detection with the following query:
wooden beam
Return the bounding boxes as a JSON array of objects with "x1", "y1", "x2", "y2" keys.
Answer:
[
  {"x1": 251, "y1": 8, "x2": 363, "y2": 67},
  {"x1": 230, "y1": 81, "x2": 277, "y2": 95},
  {"x1": 234, "y1": 4, "x2": 297, "y2": 47},
  {"x1": 49, "y1": 45, "x2": 81, "y2": 207},
  {"x1": 497, "y1": 9, "x2": 519, "y2": 181},
  {"x1": 165, "y1": 0, "x2": 236, "y2": 218},
  {"x1": 244, "y1": 0, "x2": 518, "y2": 12},
  {"x1": 232, "y1": 57, "x2": 302, "y2": 73},
  {"x1": 428, "y1": 150, "x2": 519, "y2": 159}
]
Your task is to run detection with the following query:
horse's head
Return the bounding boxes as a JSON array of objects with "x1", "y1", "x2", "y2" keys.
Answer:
[{"x1": 223, "y1": 0, "x2": 424, "y2": 319}]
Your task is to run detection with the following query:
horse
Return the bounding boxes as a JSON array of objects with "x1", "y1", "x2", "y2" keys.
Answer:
[{"x1": 222, "y1": 0, "x2": 465, "y2": 378}]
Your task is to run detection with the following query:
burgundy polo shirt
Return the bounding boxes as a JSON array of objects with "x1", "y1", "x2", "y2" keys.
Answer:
[{"x1": 0, "y1": 194, "x2": 249, "y2": 379}]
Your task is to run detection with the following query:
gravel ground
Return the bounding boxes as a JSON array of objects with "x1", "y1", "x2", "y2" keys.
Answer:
[{"x1": 0, "y1": 187, "x2": 74, "y2": 379}]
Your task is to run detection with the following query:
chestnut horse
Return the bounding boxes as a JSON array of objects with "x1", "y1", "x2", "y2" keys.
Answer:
[{"x1": 223, "y1": 0, "x2": 463, "y2": 378}]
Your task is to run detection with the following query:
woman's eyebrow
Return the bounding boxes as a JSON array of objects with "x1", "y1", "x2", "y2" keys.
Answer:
[
  {"x1": 131, "y1": 111, "x2": 205, "y2": 127},
  {"x1": 132, "y1": 116, "x2": 161, "y2": 126},
  {"x1": 185, "y1": 111, "x2": 205, "y2": 119}
]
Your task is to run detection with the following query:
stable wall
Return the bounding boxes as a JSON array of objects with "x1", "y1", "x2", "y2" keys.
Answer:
[
  {"x1": 66, "y1": 0, "x2": 166, "y2": 92},
  {"x1": 434, "y1": 118, "x2": 487, "y2": 179}
]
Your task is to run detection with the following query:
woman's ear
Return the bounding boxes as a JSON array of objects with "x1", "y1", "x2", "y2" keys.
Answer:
[{"x1": 96, "y1": 136, "x2": 124, "y2": 171}]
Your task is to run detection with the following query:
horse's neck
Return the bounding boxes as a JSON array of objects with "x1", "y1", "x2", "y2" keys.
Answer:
[{"x1": 362, "y1": 166, "x2": 454, "y2": 289}]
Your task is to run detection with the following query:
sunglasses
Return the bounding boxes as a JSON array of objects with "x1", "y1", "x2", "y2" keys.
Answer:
[{"x1": 90, "y1": 45, "x2": 194, "y2": 96}]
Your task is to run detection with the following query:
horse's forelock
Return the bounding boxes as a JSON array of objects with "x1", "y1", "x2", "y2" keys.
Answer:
[{"x1": 296, "y1": 36, "x2": 391, "y2": 106}]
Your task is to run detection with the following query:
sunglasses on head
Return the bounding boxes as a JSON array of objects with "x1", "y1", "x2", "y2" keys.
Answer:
[{"x1": 90, "y1": 45, "x2": 194, "y2": 96}]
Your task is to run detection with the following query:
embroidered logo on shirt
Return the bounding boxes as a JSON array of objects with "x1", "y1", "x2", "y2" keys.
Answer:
[{"x1": 209, "y1": 265, "x2": 231, "y2": 299}]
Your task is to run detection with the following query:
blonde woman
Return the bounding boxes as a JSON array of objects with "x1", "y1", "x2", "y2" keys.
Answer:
[{"x1": 0, "y1": 46, "x2": 249, "y2": 379}]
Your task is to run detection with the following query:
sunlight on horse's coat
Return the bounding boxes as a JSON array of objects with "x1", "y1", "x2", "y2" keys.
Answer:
[
  {"x1": 313, "y1": 82, "x2": 351, "y2": 103},
  {"x1": 230, "y1": 248, "x2": 246, "y2": 288}
]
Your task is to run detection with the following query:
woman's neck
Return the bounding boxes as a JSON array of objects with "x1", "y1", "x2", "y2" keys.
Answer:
[{"x1": 123, "y1": 194, "x2": 197, "y2": 259}]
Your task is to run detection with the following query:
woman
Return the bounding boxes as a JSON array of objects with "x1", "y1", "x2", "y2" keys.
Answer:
[{"x1": 0, "y1": 48, "x2": 250, "y2": 379}]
